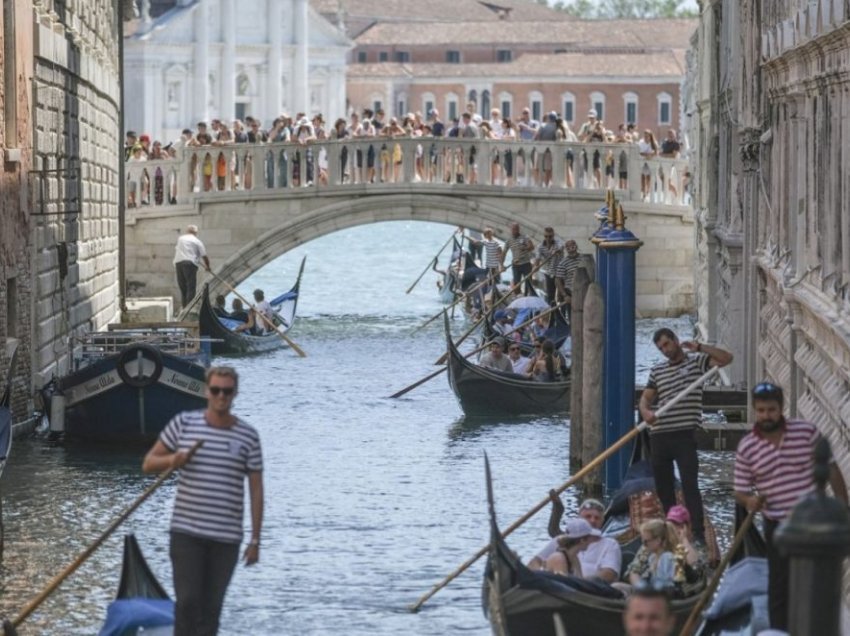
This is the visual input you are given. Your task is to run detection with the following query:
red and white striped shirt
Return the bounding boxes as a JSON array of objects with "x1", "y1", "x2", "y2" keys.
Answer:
[{"x1": 734, "y1": 419, "x2": 819, "y2": 521}]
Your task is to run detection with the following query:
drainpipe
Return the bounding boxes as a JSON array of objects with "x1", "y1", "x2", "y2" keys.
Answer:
[
  {"x1": 786, "y1": 304, "x2": 798, "y2": 417},
  {"x1": 118, "y1": 0, "x2": 127, "y2": 317}
]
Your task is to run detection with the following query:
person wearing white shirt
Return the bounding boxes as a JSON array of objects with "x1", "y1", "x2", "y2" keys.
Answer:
[
  {"x1": 173, "y1": 225, "x2": 210, "y2": 310},
  {"x1": 507, "y1": 342, "x2": 531, "y2": 375}
]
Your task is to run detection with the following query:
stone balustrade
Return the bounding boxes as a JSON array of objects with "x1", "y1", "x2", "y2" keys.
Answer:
[{"x1": 124, "y1": 138, "x2": 691, "y2": 209}]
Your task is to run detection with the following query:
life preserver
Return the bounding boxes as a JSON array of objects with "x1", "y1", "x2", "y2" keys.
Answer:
[{"x1": 116, "y1": 344, "x2": 164, "y2": 388}]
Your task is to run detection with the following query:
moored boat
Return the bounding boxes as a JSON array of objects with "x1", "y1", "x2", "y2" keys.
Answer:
[
  {"x1": 99, "y1": 534, "x2": 174, "y2": 636},
  {"x1": 445, "y1": 315, "x2": 569, "y2": 416},
  {"x1": 199, "y1": 256, "x2": 306, "y2": 355},
  {"x1": 43, "y1": 324, "x2": 209, "y2": 444},
  {"x1": 0, "y1": 342, "x2": 17, "y2": 478}
]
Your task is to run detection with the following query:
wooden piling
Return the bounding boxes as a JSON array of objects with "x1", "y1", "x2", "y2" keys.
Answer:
[
  {"x1": 581, "y1": 282, "x2": 604, "y2": 499},
  {"x1": 568, "y1": 268, "x2": 590, "y2": 474}
]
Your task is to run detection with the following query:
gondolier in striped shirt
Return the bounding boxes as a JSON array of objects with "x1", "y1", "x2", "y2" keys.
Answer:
[
  {"x1": 638, "y1": 328, "x2": 733, "y2": 545},
  {"x1": 470, "y1": 227, "x2": 503, "y2": 283},
  {"x1": 501, "y1": 222, "x2": 535, "y2": 294},
  {"x1": 143, "y1": 366, "x2": 264, "y2": 636},
  {"x1": 734, "y1": 382, "x2": 847, "y2": 631},
  {"x1": 554, "y1": 240, "x2": 590, "y2": 322},
  {"x1": 534, "y1": 227, "x2": 562, "y2": 305}
]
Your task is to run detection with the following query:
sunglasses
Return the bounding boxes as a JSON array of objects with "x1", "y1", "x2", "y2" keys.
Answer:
[
  {"x1": 509, "y1": 346, "x2": 520, "y2": 351},
  {"x1": 753, "y1": 382, "x2": 782, "y2": 399},
  {"x1": 209, "y1": 386, "x2": 235, "y2": 396}
]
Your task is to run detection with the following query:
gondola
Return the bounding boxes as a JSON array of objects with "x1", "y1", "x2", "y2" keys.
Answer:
[
  {"x1": 482, "y1": 451, "x2": 765, "y2": 636},
  {"x1": 199, "y1": 255, "x2": 306, "y2": 355},
  {"x1": 0, "y1": 341, "x2": 17, "y2": 478},
  {"x1": 445, "y1": 314, "x2": 569, "y2": 416},
  {"x1": 436, "y1": 248, "x2": 489, "y2": 306},
  {"x1": 482, "y1": 284, "x2": 570, "y2": 355},
  {"x1": 100, "y1": 534, "x2": 174, "y2": 636}
]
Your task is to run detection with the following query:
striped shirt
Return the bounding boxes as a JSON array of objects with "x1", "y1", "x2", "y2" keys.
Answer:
[
  {"x1": 504, "y1": 235, "x2": 534, "y2": 265},
  {"x1": 483, "y1": 240, "x2": 502, "y2": 269},
  {"x1": 160, "y1": 410, "x2": 263, "y2": 544},
  {"x1": 734, "y1": 419, "x2": 819, "y2": 521},
  {"x1": 536, "y1": 240, "x2": 563, "y2": 275},
  {"x1": 645, "y1": 353, "x2": 710, "y2": 435},
  {"x1": 555, "y1": 253, "x2": 583, "y2": 290}
]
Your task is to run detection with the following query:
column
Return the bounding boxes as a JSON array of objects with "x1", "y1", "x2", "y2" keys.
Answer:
[
  {"x1": 268, "y1": 0, "x2": 283, "y2": 119},
  {"x1": 221, "y1": 0, "x2": 236, "y2": 122},
  {"x1": 293, "y1": 0, "x2": 309, "y2": 115},
  {"x1": 193, "y1": 0, "x2": 209, "y2": 123}
]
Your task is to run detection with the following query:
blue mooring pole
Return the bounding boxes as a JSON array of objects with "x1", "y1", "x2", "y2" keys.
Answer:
[{"x1": 596, "y1": 193, "x2": 642, "y2": 493}]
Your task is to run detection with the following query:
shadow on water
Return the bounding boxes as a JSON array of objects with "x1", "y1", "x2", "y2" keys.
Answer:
[{"x1": 446, "y1": 415, "x2": 568, "y2": 443}]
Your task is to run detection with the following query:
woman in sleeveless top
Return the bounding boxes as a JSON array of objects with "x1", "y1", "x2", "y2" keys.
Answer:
[{"x1": 529, "y1": 339, "x2": 558, "y2": 382}]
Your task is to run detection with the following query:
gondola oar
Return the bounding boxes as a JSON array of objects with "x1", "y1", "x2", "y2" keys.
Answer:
[
  {"x1": 5, "y1": 441, "x2": 204, "y2": 633},
  {"x1": 407, "y1": 366, "x2": 721, "y2": 612},
  {"x1": 406, "y1": 233, "x2": 458, "y2": 294},
  {"x1": 207, "y1": 270, "x2": 307, "y2": 358},
  {"x1": 389, "y1": 299, "x2": 569, "y2": 399},
  {"x1": 411, "y1": 274, "x2": 493, "y2": 335},
  {"x1": 678, "y1": 506, "x2": 759, "y2": 636}
]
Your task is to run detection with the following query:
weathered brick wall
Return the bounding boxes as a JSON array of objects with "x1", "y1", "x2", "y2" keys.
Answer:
[{"x1": 31, "y1": 0, "x2": 122, "y2": 383}]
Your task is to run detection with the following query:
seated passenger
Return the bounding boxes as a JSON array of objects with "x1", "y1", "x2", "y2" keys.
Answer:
[
  {"x1": 665, "y1": 505, "x2": 707, "y2": 596},
  {"x1": 212, "y1": 294, "x2": 229, "y2": 318},
  {"x1": 230, "y1": 298, "x2": 252, "y2": 329},
  {"x1": 252, "y1": 288, "x2": 275, "y2": 334},
  {"x1": 542, "y1": 518, "x2": 600, "y2": 577},
  {"x1": 478, "y1": 337, "x2": 513, "y2": 374},
  {"x1": 491, "y1": 309, "x2": 514, "y2": 337},
  {"x1": 507, "y1": 343, "x2": 532, "y2": 375},
  {"x1": 529, "y1": 495, "x2": 622, "y2": 583},
  {"x1": 528, "y1": 339, "x2": 559, "y2": 382},
  {"x1": 623, "y1": 519, "x2": 682, "y2": 592}
]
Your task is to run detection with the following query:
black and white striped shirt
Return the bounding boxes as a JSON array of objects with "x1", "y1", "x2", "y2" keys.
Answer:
[
  {"x1": 504, "y1": 235, "x2": 534, "y2": 265},
  {"x1": 483, "y1": 240, "x2": 502, "y2": 269},
  {"x1": 555, "y1": 253, "x2": 582, "y2": 290},
  {"x1": 536, "y1": 240, "x2": 563, "y2": 275},
  {"x1": 160, "y1": 410, "x2": 263, "y2": 544},
  {"x1": 645, "y1": 353, "x2": 711, "y2": 435}
]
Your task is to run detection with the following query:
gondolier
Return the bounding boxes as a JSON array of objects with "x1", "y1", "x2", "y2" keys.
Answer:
[
  {"x1": 142, "y1": 366, "x2": 264, "y2": 636},
  {"x1": 173, "y1": 225, "x2": 210, "y2": 310},
  {"x1": 502, "y1": 222, "x2": 535, "y2": 294},
  {"x1": 534, "y1": 227, "x2": 562, "y2": 305}
]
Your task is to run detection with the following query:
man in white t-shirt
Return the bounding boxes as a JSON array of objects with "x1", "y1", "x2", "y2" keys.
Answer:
[
  {"x1": 173, "y1": 225, "x2": 211, "y2": 310},
  {"x1": 528, "y1": 497, "x2": 622, "y2": 582}
]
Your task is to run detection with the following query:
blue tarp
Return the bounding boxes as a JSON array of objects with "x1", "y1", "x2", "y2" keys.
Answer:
[{"x1": 99, "y1": 598, "x2": 174, "y2": 636}]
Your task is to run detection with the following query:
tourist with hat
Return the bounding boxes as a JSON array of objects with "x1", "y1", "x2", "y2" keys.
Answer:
[
  {"x1": 542, "y1": 517, "x2": 601, "y2": 577},
  {"x1": 665, "y1": 504, "x2": 705, "y2": 571},
  {"x1": 491, "y1": 309, "x2": 513, "y2": 337},
  {"x1": 478, "y1": 337, "x2": 512, "y2": 374}
]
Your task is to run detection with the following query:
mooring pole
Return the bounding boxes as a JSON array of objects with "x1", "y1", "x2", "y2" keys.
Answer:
[{"x1": 596, "y1": 196, "x2": 642, "y2": 493}]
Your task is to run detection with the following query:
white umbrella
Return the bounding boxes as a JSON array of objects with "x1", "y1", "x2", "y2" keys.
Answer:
[{"x1": 508, "y1": 296, "x2": 549, "y2": 311}]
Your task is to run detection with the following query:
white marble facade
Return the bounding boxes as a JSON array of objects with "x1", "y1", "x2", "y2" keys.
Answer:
[{"x1": 124, "y1": 0, "x2": 351, "y2": 142}]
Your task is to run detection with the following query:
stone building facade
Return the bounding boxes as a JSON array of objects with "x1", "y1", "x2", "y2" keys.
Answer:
[
  {"x1": 1, "y1": 1, "x2": 122, "y2": 421},
  {"x1": 691, "y1": 0, "x2": 850, "y2": 477}
]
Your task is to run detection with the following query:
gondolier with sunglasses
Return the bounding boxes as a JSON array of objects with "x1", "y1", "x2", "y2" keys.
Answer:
[
  {"x1": 734, "y1": 381, "x2": 847, "y2": 631},
  {"x1": 143, "y1": 366, "x2": 264, "y2": 636},
  {"x1": 638, "y1": 329, "x2": 733, "y2": 545}
]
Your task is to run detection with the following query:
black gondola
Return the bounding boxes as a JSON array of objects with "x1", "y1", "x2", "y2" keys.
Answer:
[
  {"x1": 100, "y1": 534, "x2": 174, "y2": 635},
  {"x1": 445, "y1": 315, "x2": 569, "y2": 416},
  {"x1": 199, "y1": 256, "x2": 306, "y2": 355},
  {"x1": 482, "y1": 453, "x2": 766, "y2": 636}
]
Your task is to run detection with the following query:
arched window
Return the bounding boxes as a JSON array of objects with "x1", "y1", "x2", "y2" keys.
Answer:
[
  {"x1": 421, "y1": 92, "x2": 436, "y2": 118},
  {"x1": 480, "y1": 90, "x2": 491, "y2": 117},
  {"x1": 590, "y1": 91, "x2": 605, "y2": 121},
  {"x1": 561, "y1": 91, "x2": 575, "y2": 123},
  {"x1": 396, "y1": 92, "x2": 408, "y2": 117},
  {"x1": 370, "y1": 92, "x2": 384, "y2": 114},
  {"x1": 468, "y1": 89, "x2": 478, "y2": 113},
  {"x1": 528, "y1": 91, "x2": 544, "y2": 122},
  {"x1": 657, "y1": 92, "x2": 673, "y2": 126},
  {"x1": 498, "y1": 92, "x2": 513, "y2": 119},
  {"x1": 445, "y1": 92, "x2": 459, "y2": 121},
  {"x1": 623, "y1": 91, "x2": 638, "y2": 125}
]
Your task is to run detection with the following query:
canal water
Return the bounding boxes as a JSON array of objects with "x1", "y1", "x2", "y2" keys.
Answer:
[{"x1": 0, "y1": 221, "x2": 735, "y2": 635}]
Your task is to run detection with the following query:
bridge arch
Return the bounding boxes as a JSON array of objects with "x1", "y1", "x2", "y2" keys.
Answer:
[{"x1": 211, "y1": 193, "x2": 547, "y2": 291}]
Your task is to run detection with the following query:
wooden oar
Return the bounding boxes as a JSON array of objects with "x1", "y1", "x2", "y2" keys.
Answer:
[
  {"x1": 7, "y1": 441, "x2": 204, "y2": 632},
  {"x1": 407, "y1": 366, "x2": 721, "y2": 612},
  {"x1": 411, "y1": 274, "x2": 494, "y2": 335},
  {"x1": 406, "y1": 233, "x2": 457, "y2": 294},
  {"x1": 678, "y1": 506, "x2": 758, "y2": 636},
  {"x1": 207, "y1": 270, "x2": 307, "y2": 358},
  {"x1": 389, "y1": 300, "x2": 568, "y2": 399}
]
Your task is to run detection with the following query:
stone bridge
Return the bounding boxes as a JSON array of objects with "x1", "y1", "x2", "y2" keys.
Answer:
[{"x1": 125, "y1": 138, "x2": 695, "y2": 316}]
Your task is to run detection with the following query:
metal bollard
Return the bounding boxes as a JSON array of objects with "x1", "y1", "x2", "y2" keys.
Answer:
[{"x1": 775, "y1": 437, "x2": 850, "y2": 635}]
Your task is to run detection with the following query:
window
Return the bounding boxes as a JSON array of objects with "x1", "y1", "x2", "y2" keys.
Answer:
[
  {"x1": 372, "y1": 98, "x2": 383, "y2": 112},
  {"x1": 394, "y1": 51, "x2": 410, "y2": 63},
  {"x1": 446, "y1": 92, "x2": 459, "y2": 120},
  {"x1": 561, "y1": 91, "x2": 575, "y2": 123},
  {"x1": 623, "y1": 92, "x2": 638, "y2": 125},
  {"x1": 480, "y1": 90, "x2": 491, "y2": 117},
  {"x1": 496, "y1": 49, "x2": 512, "y2": 63},
  {"x1": 446, "y1": 50, "x2": 460, "y2": 64},
  {"x1": 499, "y1": 92, "x2": 513, "y2": 119},
  {"x1": 357, "y1": 51, "x2": 367, "y2": 63},
  {"x1": 396, "y1": 93, "x2": 407, "y2": 117},
  {"x1": 378, "y1": 51, "x2": 389, "y2": 62},
  {"x1": 657, "y1": 92, "x2": 672, "y2": 125},
  {"x1": 421, "y1": 92, "x2": 436, "y2": 117},
  {"x1": 529, "y1": 91, "x2": 543, "y2": 122},
  {"x1": 590, "y1": 91, "x2": 605, "y2": 122}
]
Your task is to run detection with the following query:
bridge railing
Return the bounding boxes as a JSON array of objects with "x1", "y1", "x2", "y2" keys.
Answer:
[{"x1": 124, "y1": 138, "x2": 691, "y2": 210}]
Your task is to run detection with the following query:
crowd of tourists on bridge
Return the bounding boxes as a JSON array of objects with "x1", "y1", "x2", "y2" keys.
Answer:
[{"x1": 123, "y1": 101, "x2": 689, "y2": 203}]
